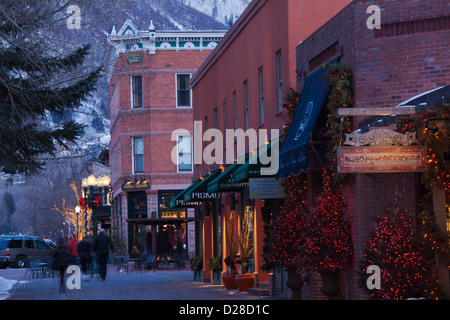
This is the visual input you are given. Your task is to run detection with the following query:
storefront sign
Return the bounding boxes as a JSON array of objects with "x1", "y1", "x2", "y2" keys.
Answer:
[
  {"x1": 249, "y1": 178, "x2": 286, "y2": 199},
  {"x1": 122, "y1": 180, "x2": 151, "y2": 191},
  {"x1": 127, "y1": 53, "x2": 142, "y2": 64},
  {"x1": 337, "y1": 146, "x2": 427, "y2": 173},
  {"x1": 189, "y1": 192, "x2": 221, "y2": 201}
]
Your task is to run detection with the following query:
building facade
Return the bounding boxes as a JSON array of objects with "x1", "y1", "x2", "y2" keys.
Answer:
[
  {"x1": 295, "y1": 0, "x2": 450, "y2": 299},
  {"x1": 189, "y1": 0, "x2": 352, "y2": 288},
  {"x1": 107, "y1": 20, "x2": 225, "y2": 258}
]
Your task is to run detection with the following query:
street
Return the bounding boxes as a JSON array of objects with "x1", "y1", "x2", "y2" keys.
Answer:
[{"x1": 1, "y1": 266, "x2": 272, "y2": 301}]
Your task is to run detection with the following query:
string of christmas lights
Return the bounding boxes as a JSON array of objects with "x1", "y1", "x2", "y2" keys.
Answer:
[
  {"x1": 358, "y1": 191, "x2": 441, "y2": 300},
  {"x1": 297, "y1": 170, "x2": 352, "y2": 272}
]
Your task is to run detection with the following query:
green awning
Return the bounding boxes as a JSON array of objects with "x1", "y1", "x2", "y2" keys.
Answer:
[
  {"x1": 234, "y1": 139, "x2": 280, "y2": 182},
  {"x1": 207, "y1": 160, "x2": 249, "y2": 193},
  {"x1": 170, "y1": 179, "x2": 203, "y2": 208},
  {"x1": 184, "y1": 170, "x2": 222, "y2": 202}
]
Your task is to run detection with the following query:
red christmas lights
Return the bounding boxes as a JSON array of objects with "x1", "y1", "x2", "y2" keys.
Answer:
[
  {"x1": 297, "y1": 170, "x2": 352, "y2": 272},
  {"x1": 358, "y1": 191, "x2": 440, "y2": 300}
]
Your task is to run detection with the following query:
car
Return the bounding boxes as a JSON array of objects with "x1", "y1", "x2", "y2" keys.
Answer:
[
  {"x1": 44, "y1": 239, "x2": 57, "y2": 249},
  {"x1": 0, "y1": 235, "x2": 56, "y2": 269}
]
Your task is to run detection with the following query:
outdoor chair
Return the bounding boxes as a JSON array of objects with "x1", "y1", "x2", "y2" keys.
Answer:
[
  {"x1": 117, "y1": 254, "x2": 131, "y2": 274},
  {"x1": 25, "y1": 260, "x2": 45, "y2": 279}
]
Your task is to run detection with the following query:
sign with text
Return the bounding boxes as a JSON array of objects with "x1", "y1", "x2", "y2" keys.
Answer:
[
  {"x1": 337, "y1": 146, "x2": 427, "y2": 173},
  {"x1": 249, "y1": 178, "x2": 286, "y2": 199},
  {"x1": 122, "y1": 180, "x2": 151, "y2": 191},
  {"x1": 127, "y1": 53, "x2": 142, "y2": 64}
]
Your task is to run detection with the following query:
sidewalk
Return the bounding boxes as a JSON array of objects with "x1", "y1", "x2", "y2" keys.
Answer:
[{"x1": 9, "y1": 266, "x2": 273, "y2": 300}]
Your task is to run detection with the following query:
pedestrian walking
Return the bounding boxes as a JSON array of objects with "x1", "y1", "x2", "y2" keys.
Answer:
[
  {"x1": 93, "y1": 229, "x2": 114, "y2": 281},
  {"x1": 176, "y1": 227, "x2": 185, "y2": 269},
  {"x1": 157, "y1": 227, "x2": 169, "y2": 259},
  {"x1": 77, "y1": 233, "x2": 93, "y2": 281},
  {"x1": 68, "y1": 232, "x2": 79, "y2": 265},
  {"x1": 51, "y1": 241, "x2": 70, "y2": 293}
]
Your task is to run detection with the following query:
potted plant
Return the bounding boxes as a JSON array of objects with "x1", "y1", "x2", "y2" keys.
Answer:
[
  {"x1": 190, "y1": 256, "x2": 202, "y2": 281},
  {"x1": 235, "y1": 206, "x2": 255, "y2": 292},
  {"x1": 223, "y1": 211, "x2": 239, "y2": 290},
  {"x1": 209, "y1": 256, "x2": 222, "y2": 284},
  {"x1": 223, "y1": 256, "x2": 237, "y2": 290}
]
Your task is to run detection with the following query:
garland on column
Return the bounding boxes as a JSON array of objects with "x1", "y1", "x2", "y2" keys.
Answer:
[
  {"x1": 397, "y1": 106, "x2": 450, "y2": 265},
  {"x1": 323, "y1": 62, "x2": 353, "y2": 181}
]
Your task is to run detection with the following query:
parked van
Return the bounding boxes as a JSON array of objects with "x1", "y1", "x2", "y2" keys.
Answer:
[{"x1": 0, "y1": 235, "x2": 56, "y2": 268}]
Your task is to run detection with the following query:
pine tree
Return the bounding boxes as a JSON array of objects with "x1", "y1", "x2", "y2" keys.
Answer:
[
  {"x1": 262, "y1": 175, "x2": 306, "y2": 269},
  {"x1": 0, "y1": 1, "x2": 101, "y2": 174},
  {"x1": 358, "y1": 192, "x2": 440, "y2": 300},
  {"x1": 297, "y1": 170, "x2": 352, "y2": 272}
]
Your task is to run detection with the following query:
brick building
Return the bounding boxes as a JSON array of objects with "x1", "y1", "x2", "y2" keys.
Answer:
[
  {"x1": 188, "y1": 0, "x2": 352, "y2": 290},
  {"x1": 295, "y1": 0, "x2": 450, "y2": 299},
  {"x1": 106, "y1": 20, "x2": 225, "y2": 257}
]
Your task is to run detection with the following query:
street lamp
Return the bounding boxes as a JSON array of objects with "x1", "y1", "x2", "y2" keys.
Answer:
[
  {"x1": 75, "y1": 205, "x2": 80, "y2": 239},
  {"x1": 82, "y1": 174, "x2": 111, "y2": 236},
  {"x1": 87, "y1": 175, "x2": 97, "y2": 187}
]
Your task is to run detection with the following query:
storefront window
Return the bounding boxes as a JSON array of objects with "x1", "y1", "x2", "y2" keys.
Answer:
[
  {"x1": 128, "y1": 191, "x2": 147, "y2": 218},
  {"x1": 158, "y1": 190, "x2": 186, "y2": 219}
]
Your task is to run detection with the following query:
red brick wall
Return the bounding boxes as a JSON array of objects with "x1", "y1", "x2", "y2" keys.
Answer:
[
  {"x1": 296, "y1": 0, "x2": 449, "y2": 299},
  {"x1": 109, "y1": 49, "x2": 212, "y2": 192}
]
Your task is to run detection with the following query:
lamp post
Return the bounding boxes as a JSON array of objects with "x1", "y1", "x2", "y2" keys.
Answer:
[
  {"x1": 75, "y1": 205, "x2": 80, "y2": 239},
  {"x1": 82, "y1": 174, "x2": 111, "y2": 236}
]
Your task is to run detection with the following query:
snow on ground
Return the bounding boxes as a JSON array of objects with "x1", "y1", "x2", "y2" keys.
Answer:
[{"x1": 0, "y1": 276, "x2": 18, "y2": 300}]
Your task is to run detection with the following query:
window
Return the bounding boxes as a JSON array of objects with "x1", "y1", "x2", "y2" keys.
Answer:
[
  {"x1": 276, "y1": 50, "x2": 283, "y2": 112},
  {"x1": 131, "y1": 75, "x2": 143, "y2": 108},
  {"x1": 177, "y1": 135, "x2": 192, "y2": 172},
  {"x1": 177, "y1": 74, "x2": 191, "y2": 107},
  {"x1": 25, "y1": 240, "x2": 34, "y2": 249},
  {"x1": 223, "y1": 101, "x2": 227, "y2": 145},
  {"x1": 233, "y1": 92, "x2": 237, "y2": 131},
  {"x1": 133, "y1": 137, "x2": 144, "y2": 173},
  {"x1": 36, "y1": 240, "x2": 49, "y2": 249},
  {"x1": 259, "y1": 67, "x2": 264, "y2": 125},
  {"x1": 244, "y1": 80, "x2": 249, "y2": 131}
]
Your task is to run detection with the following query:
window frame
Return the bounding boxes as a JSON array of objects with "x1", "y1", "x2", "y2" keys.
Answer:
[
  {"x1": 276, "y1": 50, "x2": 283, "y2": 112},
  {"x1": 176, "y1": 73, "x2": 192, "y2": 108},
  {"x1": 130, "y1": 75, "x2": 143, "y2": 109},
  {"x1": 259, "y1": 66, "x2": 264, "y2": 125},
  {"x1": 132, "y1": 137, "x2": 144, "y2": 174},
  {"x1": 176, "y1": 134, "x2": 193, "y2": 173},
  {"x1": 243, "y1": 80, "x2": 249, "y2": 131}
]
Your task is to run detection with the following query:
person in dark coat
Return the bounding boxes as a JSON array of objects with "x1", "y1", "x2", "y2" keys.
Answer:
[
  {"x1": 93, "y1": 229, "x2": 114, "y2": 281},
  {"x1": 77, "y1": 233, "x2": 93, "y2": 280},
  {"x1": 51, "y1": 241, "x2": 70, "y2": 293},
  {"x1": 157, "y1": 227, "x2": 169, "y2": 259}
]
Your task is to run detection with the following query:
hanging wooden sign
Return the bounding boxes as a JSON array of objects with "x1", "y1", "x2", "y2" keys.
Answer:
[{"x1": 337, "y1": 146, "x2": 427, "y2": 173}]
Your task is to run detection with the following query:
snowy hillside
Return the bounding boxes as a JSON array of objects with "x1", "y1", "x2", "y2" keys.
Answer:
[
  {"x1": 46, "y1": 0, "x2": 250, "y2": 157},
  {"x1": 176, "y1": 0, "x2": 251, "y2": 26}
]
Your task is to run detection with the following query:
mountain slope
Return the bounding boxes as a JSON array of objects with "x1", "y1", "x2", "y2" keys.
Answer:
[
  {"x1": 176, "y1": 0, "x2": 251, "y2": 27},
  {"x1": 52, "y1": 0, "x2": 229, "y2": 154}
]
